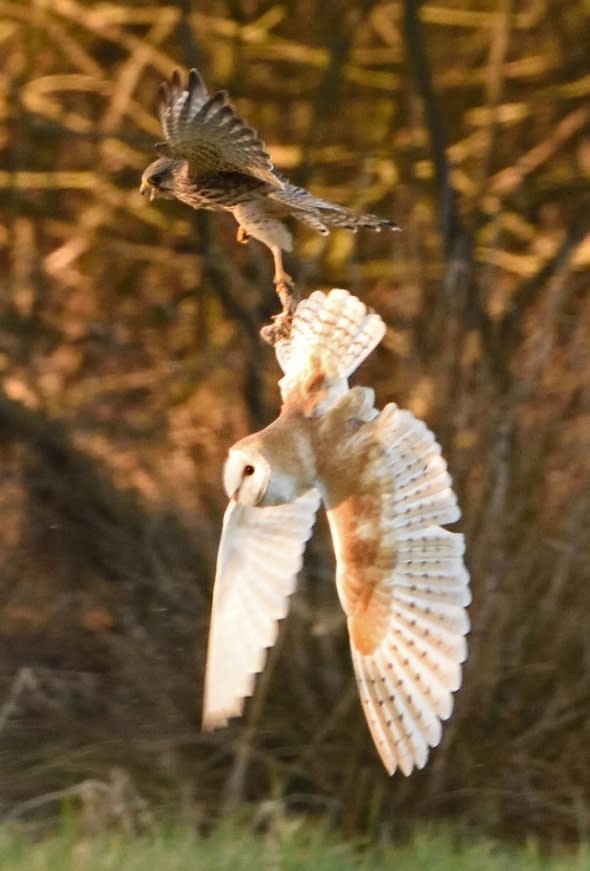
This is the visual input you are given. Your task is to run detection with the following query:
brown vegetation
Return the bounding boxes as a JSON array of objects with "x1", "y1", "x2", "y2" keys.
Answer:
[{"x1": 0, "y1": 0, "x2": 589, "y2": 844}]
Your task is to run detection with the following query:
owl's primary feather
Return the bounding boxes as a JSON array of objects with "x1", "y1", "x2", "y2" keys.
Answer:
[
  {"x1": 322, "y1": 403, "x2": 469, "y2": 774},
  {"x1": 203, "y1": 289, "x2": 469, "y2": 776},
  {"x1": 203, "y1": 490, "x2": 320, "y2": 730},
  {"x1": 140, "y1": 69, "x2": 399, "y2": 296}
]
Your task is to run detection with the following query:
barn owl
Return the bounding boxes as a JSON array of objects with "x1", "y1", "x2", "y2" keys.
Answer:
[
  {"x1": 140, "y1": 69, "x2": 398, "y2": 310},
  {"x1": 202, "y1": 289, "x2": 470, "y2": 775}
]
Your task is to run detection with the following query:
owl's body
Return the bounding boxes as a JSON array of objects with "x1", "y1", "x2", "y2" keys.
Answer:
[
  {"x1": 204, "y1": 289, "x2": 470, "y2": 776},
  {"x1": 140, "y1": 69, "x2": 399, "y2": 297}
]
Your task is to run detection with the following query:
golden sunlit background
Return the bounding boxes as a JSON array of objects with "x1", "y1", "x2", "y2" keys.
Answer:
[{"x1": 1, "y1": 0, "x2": 589, "y2": 847}]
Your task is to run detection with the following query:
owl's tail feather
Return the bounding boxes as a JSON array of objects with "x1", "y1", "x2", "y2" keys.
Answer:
[{"x1": 276, "y1": 289, "x2": 385, "y2": 403}]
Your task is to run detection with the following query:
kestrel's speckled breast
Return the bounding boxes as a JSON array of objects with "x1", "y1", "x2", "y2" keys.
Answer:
[{"x1": 175, "y1": 171, "x2": 272, "y2": 211}]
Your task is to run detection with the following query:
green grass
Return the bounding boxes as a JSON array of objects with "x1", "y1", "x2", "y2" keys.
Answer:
[{"x1": 0, "y1": 822, "x2": 587, "y2": 871}]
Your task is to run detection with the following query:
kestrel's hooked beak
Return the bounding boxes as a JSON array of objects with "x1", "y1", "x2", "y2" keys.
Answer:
[{"x1": 139, "y1": 180, "x2": 157, "y2": 202}]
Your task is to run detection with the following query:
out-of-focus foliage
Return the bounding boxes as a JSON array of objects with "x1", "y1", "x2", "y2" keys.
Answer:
[{"x1": 0, "y1": 0, "x2": 589, "y2": 844}]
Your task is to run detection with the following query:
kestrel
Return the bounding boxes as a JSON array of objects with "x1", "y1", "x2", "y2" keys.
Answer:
[
  {"x1": 203, "y1": 288, "x2": 470, "y2": 776},
  {"x1": 140, "y1": 69, "x2": 399, "y2": 311}
]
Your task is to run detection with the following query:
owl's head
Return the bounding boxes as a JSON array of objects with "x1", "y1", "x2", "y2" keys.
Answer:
[
  {"x1": 223, "y1": 449, "x2": 271, "y2": 507},
  {"x1": 223, "y1": 438, "x2": 306, "y2": 507},
  {"x1": 140, "y1": 157, "x2": 178, "y2": 200}
]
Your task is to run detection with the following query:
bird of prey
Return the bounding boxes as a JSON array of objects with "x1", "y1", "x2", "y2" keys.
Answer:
[
  {"x1": 202, "y1": 288, "x2": 470, "y2": 776},
  {"x1": 140, "y1": 69, "x2": 399, "y2": 312}
]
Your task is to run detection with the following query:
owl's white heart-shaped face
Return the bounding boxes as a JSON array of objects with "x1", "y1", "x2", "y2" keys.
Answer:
[{"x1": 223, "y1": 449, "x2": 271, "y2": 507}]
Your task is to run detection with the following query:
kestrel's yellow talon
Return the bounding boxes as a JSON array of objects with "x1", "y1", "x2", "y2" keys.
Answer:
[
  {"x1": 274, "y1": 279, "x2": 296, "y2": 317},
  {"x1": 237, "y1": 226, "x2": 250, "y2": 244},
  {"x1": 274, "y1": 274, "x2": 294, "y2": 292},
  {"x1": 270, "y1": 246, "x2": 298, "y2": 311},
  {"x1": 260, "y1": 269, "x2": 297, "y2": 345},
  {"x1": 259, "y1": 310, "x2": 294, "y2": 346}
]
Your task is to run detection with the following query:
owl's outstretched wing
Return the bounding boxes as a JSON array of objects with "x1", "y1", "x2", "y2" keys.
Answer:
[
  {"x1": 323, "y1": 403, "x2": 470, "y2": 776},
  {"x1": 158, "y1": 68, "x2": 280, "y2": 187},
  {"x1": 202, "y1": 488, "x2": 320, "y2": 730}
]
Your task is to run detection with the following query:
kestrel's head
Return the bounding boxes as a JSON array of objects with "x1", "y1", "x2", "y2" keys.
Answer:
[{"x1": 140, "y1": 156, "x2": 179, "y2": 201}]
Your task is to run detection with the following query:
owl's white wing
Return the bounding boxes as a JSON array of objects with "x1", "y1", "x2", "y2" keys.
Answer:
[
  {"x1": 202, "y1": 488, "x2": 320, "y2": 730},
  {"x1": 323, "y1": 403, "x2": 470, "y2": 776}
]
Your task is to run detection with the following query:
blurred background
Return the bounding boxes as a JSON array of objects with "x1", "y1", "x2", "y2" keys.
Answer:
[{"x1": 0, "y1": 0, "x2": 589, "y2": 845}]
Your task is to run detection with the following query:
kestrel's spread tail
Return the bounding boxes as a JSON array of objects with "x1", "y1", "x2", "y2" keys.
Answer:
[
  {"x1": 203, "y1": 289, "x2": 469, "y2": 776},
  {"x1": 269, "y1": 183, "x2": 399, "y2": 236},
  {"x1": 140, "y1": 68, "x2": 400, "y2": 317}
]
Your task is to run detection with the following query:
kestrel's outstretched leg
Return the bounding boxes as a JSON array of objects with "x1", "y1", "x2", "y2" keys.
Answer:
[
  {"x1": 271, "y1": 246, "x2": 296, "y2": 309},
  {"x1": 259, "y1": 247, "x2": 298, "y2": 346},
  {"x1": 235, "y1": 224, "x2": 293, "y2": 305},
  {"x1": 230, "y1": 205, "x2": 298, "y2": 340}
]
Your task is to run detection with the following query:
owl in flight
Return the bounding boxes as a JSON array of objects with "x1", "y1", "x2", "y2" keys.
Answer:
[
  {"x1": 140, "y1": 69, "x2": 398, "y2": 311},
  {"x1": 203, "y1": 288, "x2": 470, "y2": 776}
]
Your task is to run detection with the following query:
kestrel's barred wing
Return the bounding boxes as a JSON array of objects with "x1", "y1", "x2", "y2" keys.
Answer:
[
  {"x1": 158, "y1": 68, "x2": 281, "y2": 187},
  {"x1": 276, "y1": 289, "x2": 385, "y2": 411},
  {"x1": 202, "y1": 489, "x2": 320, "y2": 730},
  {"x1": 324, "y1": 404, "x2": 470, "y2": 776}
]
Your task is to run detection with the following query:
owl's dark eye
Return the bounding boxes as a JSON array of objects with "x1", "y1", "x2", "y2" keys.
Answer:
[{"x1": 243, "y1": 464, "x2": 255, "y2": 477}]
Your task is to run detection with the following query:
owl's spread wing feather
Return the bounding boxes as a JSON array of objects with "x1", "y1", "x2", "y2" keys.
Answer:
[
  {"x1": 158, "y1": 68, "x2": 280, "y2": 186},
  {"x1": 323, "y1": 403, "x2": 470, "y2": 776},
  {"x1": 202, "y1": 488, "x2": 320, "y2": 730},
  {"x1": 276, "y1": 289, "x2": 385, "y2": 411}
]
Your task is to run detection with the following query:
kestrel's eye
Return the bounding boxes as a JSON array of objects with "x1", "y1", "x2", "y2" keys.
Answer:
[{"x1": 243, "y1": 464, "x2": 255, "y2": 477}]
